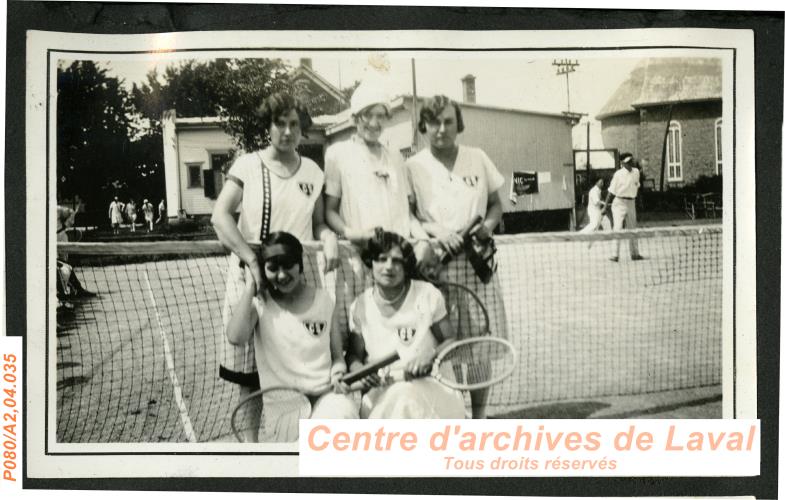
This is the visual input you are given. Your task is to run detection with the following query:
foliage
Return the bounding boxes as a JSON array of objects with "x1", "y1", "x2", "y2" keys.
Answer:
[
  {"x1": 132, "y1": 58, "x2": 293, "y2": 152},
  {"x1": 57, "y1": 60, "x2": 163, "y2": 213}
]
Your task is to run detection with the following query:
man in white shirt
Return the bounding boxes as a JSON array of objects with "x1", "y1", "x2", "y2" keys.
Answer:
[{"x1": 603, "y1": 153, "x2": 645, "y2": 262}]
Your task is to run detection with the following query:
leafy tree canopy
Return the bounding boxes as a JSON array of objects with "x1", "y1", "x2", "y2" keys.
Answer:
[{"x1": 132, "y1": 58, "x2": 294, "y2": 152}]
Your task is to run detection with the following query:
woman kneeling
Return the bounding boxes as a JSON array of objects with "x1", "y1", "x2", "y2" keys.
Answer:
[
  {"x1": 346, "y1": 230, "x2": 465, "y2": 419},
  {"x1": 226, "y1": 231, "x2": 358, "y2": 440}
]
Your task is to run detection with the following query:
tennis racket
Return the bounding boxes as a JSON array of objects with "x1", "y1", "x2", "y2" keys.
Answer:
[
  {"x1": 384, "y1": 336, "x2": 517, "y2": 391},
  {"x1": 231, "y1": 352, "x2": 400, "y2": 443}
]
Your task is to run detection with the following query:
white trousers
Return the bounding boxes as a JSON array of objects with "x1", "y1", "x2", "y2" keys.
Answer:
[{"x1": 611, "y1": 198, "x2": 640, "y2": 258}]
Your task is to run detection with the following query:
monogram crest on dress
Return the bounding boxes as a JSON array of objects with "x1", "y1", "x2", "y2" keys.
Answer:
[
  {"x1": 298, "y1": 182, "x2": 314, "y2": 196},
  {"x1": 397, "y1": 327, "x2": 417, "y2": 344},
  {"x1": 462, "y1": 175, "x2": 479, "y2": 187},
  {"x1": 303, "y1": 321, "x2": 326, "y2": 337}
]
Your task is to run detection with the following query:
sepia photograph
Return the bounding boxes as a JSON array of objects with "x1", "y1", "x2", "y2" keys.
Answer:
[
  {"x1": 53, "y1": 50, "x2": 728, "y2": 446},
  {"x1": 14, "y1": 6, "x2": 770, "y2": 489}
]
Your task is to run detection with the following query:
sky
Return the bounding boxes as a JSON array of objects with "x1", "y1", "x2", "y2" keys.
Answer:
[{"x1": 103, "y1": 52, "x2": 642, "y2": 148}]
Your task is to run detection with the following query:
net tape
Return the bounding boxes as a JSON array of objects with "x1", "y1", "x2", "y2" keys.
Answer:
[{"x1": 54, "y1": 225, "x2": 722, "y2": 442}]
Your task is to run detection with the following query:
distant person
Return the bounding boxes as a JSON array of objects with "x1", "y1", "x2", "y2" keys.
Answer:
[
  {"x1": 156, "y1": 199, "x2": 168, "y2": 227},
  {"x1": 108, "y1": 196, "x2": 124, "y2": 235},
  {"x1": 56, "y1": 205, "x2": 77, "y2": 243},
  {"x1": 580, "y1": 176, "x2": 611, "y2": 234},
  {"x1": 125, "y1": 199, "x2": 138, "y2": 232},
  {"x1": 603, "y1": 152, "x2": 645, "y2": 262},
  {"x1": 57, "y1": 203, "x2": 96, "y2": 304},
  {"x1": 141, "y1": 199, "x2": 155, "y2": 232}
]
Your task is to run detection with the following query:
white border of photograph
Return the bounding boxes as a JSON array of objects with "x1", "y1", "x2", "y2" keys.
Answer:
[{"x1": 25, "y1": 27, "x2": 755, "y2": 478}]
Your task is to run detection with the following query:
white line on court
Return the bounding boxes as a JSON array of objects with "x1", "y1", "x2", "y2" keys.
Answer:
[{"x1": 143, "y1": 271, "x2": 198, "y2": 443}]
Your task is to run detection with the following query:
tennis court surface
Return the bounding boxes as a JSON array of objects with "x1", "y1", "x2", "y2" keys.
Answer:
[{"x1": 55, "y1": 225, "x2": 722, "y2": 443}]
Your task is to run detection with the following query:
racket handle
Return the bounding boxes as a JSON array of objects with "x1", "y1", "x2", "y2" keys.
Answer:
[
  {"x1": 440, "y1": 214, "x2": 483, "y2": 265},
  {"x1": 342, "y1": 352, "x2": 400, "y2": 385}
]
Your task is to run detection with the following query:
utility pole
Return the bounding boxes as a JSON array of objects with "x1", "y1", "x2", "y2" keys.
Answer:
[{"x1": 552, "y1": 59, "x2": 580, "y2": 114}]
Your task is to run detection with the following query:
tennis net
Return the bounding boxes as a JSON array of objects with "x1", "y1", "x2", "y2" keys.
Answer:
[{"x1": 54, "y1": 225, "x2": 722, "y2": 442}]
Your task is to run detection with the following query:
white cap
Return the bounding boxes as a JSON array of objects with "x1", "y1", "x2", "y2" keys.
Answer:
[{"x1": 350, "y1": 80, "x2": 391, "y2": 116}]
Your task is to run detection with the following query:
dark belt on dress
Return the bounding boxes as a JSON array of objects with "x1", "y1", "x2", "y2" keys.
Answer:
[{"x1": 617, "y1": 196, "x2": 635, "y2": 200}]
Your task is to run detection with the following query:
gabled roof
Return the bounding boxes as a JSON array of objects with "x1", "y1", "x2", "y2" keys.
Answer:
[
  {"x1": 320, "y1": 95, "x2": 568, "y2": 136},
  {"x1": 596, "y1": 58, "x2": 722, "y2": 120},
  {"x1": 290, "y1": 64, "x2": 348, "y2": 107}
]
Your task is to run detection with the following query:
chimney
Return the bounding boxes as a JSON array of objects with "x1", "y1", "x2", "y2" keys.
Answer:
[
  {"x1": 461, "y1": 74, "x2": 476, "y2": 104},
  {"x1": 300, "y1": 58, "x2": 313, "y2": 69}
]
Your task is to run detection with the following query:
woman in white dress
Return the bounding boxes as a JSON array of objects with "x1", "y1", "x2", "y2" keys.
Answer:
[
  {"x1": 108, "y1": 197, "x2": 124, "y2": 235},
  {"x1": 580, "y1": 176, "x2": 611, "y2": 233},
  {"x1": 211, "y1": 92, "x2": 340, "y2": 434},
  {"x1": 226, "y1": 232, "x2": 357, "y2": 441},
  {"x1": 346, "y1": 230, "x2": 464, "y2": 419},
  {"x1": 324, "y1": 81, "x2": 430, "y2": 339},
  {"x1": 406, "y1": 95, "x2": 508, "y2": 419}
]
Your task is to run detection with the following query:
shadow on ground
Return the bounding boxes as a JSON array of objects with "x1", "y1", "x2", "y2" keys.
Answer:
[{"x1": 491, "y1": 393, "x2": 722, "y2": 419}]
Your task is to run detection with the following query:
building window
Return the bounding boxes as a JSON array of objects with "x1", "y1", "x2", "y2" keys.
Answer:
[
  {"x1": 666, "y1": 121, "x2": 683, "y2": 182},
  {"x1": 187, "y1": 164, "x2": 202, "y2": 188},
  {"x1": 204, "y1": 152, "x2": 231, "y2": 200},
  {"x1": 714, "y1": 118, "x2": 722, "y2": 175}
]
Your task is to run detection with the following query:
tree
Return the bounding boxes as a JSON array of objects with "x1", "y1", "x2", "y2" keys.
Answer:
[
  {"x1": 57, "y1": 61, "x2": 137, "y2": 213},
  {"x1": 132, "y1": 58, "x2": 294, "y2": 152},
  {"x1": 58, "y1": 61, "x2": 167, "y2": 219}
]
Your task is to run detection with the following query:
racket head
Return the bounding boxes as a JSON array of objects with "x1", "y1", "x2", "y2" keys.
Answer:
[
  {"x1": 231, "y1": 387, "x2": 312, "y2": 443},
  {"x1": 438, "y1": 281, "x2": 491, "y2": 339},
  {"x1": 432, "y1": 337, "x2": 517, "y2": 391}
]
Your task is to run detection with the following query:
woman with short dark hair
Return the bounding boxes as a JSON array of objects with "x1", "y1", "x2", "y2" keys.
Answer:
[
  {"x1": 211, "y1": 92, "x2": 340, "y2": 434},
  {"x1": 346, "y1": 229, "x2": 465, "y2": 419},
  {"x1": 406, "y1": 95, "x2": 508, "y2": 419},
  {"x1": 226, "y1": 231, "x2": 357, "y2": 441}
]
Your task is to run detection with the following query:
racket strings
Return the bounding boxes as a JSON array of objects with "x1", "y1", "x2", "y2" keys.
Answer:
[
  {"x1": 437, "y1": 340, "x2": 516, "y2": 389},
  {"x1": 233, "y1": 388, "x2": 311, "y2": 443},
  {"x1": 442, "y1": 284, "x2": 490, "y2": 338}
]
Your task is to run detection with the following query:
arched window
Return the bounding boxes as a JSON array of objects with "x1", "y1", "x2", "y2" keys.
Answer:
[
  {"x1": 715, "y1": 118, "x2": 723, "y2": 175},
  {"x1": 666, "y1": 121, "x2": 683, "y2": 182}
]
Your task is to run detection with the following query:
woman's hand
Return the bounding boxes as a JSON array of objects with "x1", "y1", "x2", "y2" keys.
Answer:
[
  {"x1": 430, "y1": 225, "x2": 463, "y2": 255},
  {"x1": 331, "y1": 370, "x2": 351, "y2": 394},
  {"x1": 244, "y1": 257, "x2": 263, "y2": 292},
  {"x1": 414, "y1": 240, "x2": 439, "y2": 280},
  {"x1": 244, "y1": 264, "x2": 265, "y2": 301},
  {"x1": 323, "y1": 233, "x2": 340, "y2": 273},
  {"x1": 357, "y1": 372, "x2": 382, "y2": 391},
  {"x1": 404, "y1": 348, "x2": 435, "y2": 379},
  {"x1": 344, "y1": 227, "x2": 375, "y2": 246}
]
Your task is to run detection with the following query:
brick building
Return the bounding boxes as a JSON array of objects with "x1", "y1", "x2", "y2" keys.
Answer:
[{"x1": 596, "y1": 58, "x2": 723, "y2": 190}]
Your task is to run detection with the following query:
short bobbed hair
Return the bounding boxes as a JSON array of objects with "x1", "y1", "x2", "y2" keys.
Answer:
[
  {"x1": 417, "y1": 95, "x2": 465, "y2": 134},
  {"x1": 361, "y1": 229, "x2": 418, "y2": 281},
  {"x1": 255, "y1": 92, "x2": 313, "y2": 134},
  {"x1": 258, "y1": 231, "x2": 305, "y2": 274}
]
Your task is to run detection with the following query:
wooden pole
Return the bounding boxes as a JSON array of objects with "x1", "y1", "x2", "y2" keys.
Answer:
[{"x1": 659, "y1": 105, "x2": 674, "y2": 191}]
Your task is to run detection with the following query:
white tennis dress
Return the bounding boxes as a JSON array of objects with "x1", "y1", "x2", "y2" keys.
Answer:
[
  {"x1": 251, "y1": 288, "x2": 357, "y2": 419},
  {"x1": 350, "y1": 280, "x2": 465, "y2": 419},
  {"x1": 406, "y1": 145, "x2": 509, "y2": 340},
  {"x1": 220, "y1": 152, "x2": 325, "y2": 379}
]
